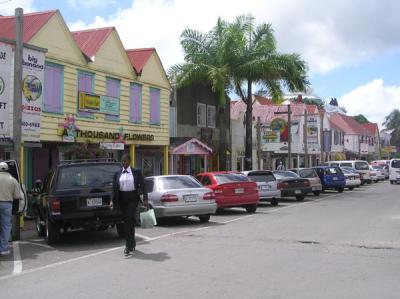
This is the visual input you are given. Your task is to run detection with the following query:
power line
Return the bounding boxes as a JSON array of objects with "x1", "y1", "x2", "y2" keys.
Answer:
[{"x1": 0, "y1": 0, "x2": 12, "y2": 5}]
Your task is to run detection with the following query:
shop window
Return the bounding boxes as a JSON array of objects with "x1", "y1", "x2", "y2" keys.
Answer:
[
  {"x1": 149, "y1": 87, "x2": 160, "y2": 125},
  {"x1": 207, "y1": 105, "x2": 216, "y2": 128},
  {"x1": 43, "y1": 62, "x2": 63, "y2": 114},
  {"x1": 197, "y1": 103, "x2": 206, "y2": 127},
  {"x1": 105, "y1": 77, "x2": 120, "y2": 121},
  {"x1": 77, "y1": 70, "x2": 94, "y2": 118},
  {"x1": 130, "y1": 83, "x2": 142, "y2": 123}
]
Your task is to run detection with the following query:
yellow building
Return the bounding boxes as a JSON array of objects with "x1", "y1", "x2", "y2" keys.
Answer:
[{"x1": 0, "y1": 10, "x2": 170, "y2": 188}]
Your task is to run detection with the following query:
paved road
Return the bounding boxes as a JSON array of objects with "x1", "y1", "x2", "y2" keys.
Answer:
[{"x1": 1, "y1": 181, "x2": 400, "y2": 298}]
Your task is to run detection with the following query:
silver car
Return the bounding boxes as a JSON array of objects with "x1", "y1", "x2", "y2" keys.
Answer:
[
  {"x1": 241, "y1": 171, "x2": 280, "y2": 206},
  {"x1": 289, "y1": 168, "x2": 322, "y2": 196},
  {"x1": 144, "y1": 175, "x2": 217, "y2": 222}
]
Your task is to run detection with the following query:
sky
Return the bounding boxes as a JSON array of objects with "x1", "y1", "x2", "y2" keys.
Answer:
[{"x1": 1, "y1": 0, "x2": 400, "y2": 128}]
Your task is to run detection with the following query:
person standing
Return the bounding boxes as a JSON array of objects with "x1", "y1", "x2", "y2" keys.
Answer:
[
  {"x1": 114, "y1": 154, "x2": 149, "y2": 256},
  {"x1": 0, "y1": 162, "x2": 22, "y2": 256},
  {"x1": 277, "y1": 161, "x2": 286, "y2": 171}
]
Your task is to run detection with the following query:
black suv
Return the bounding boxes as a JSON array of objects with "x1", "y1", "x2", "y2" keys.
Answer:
[{"x1": 33, "y1": 159, "x2": 124, "y2": 244}]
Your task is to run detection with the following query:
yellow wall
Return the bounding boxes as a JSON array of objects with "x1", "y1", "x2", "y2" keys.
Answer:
[
  {"x1": 29, "y1": 13, "x2": 170, "y2": 146},
  {"x1": 140, "y1": 52, "x2": 170, "y2": 89}
]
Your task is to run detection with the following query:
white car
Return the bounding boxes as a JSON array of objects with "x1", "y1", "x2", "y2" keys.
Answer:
[
  {"x1": 389, "y1": 159, "x2": 400, "y2": 184},
  {"x1": 341, "y1": 168, "x2": 361, "y2": 190},
  {"x1": 242, "y1": 171, "x2": 280, "y2": 206},
  {"x1": 370, "y1": 165, "x2": 385, "y2": 181}
]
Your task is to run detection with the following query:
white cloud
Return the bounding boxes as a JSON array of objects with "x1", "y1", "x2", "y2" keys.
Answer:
[
  {"x1": 0, "y1": 0, "x2": 35, "y2": 15},
  {"x1": 67, "y1": 0, "x2": 116, "y2": 9},
  {"x1": 65, "y1": 0, "x2": 400, "y2": 75},
  {"x1": 339, "y1": 79, "x2": 400, "y2": 127}
]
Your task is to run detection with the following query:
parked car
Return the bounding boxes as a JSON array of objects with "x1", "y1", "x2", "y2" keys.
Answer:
[
  {"x1": 370, "y1": 165, "x2": 385, "y2": 181},
  {"x1": 272, "y1": 170, "x2": 312, "y2": 201},
  {"x1": 241, "y1": 170, "x2": 280, "y2": 206},
  {"x1": 369, "y1": 166, "x2": 379, "y2": 183},
  {"x1": 144, "y1": 175, "x2": 217, "y2": 222},
  {"x1": 32, "y1": 159, "x2": 123, "y2": 244},
  {"x1": 389, "y1": 159, "x2": 400, "y2": 184},
  {"x1": 196, "y1": 172, "x2": 259, "y2": 213},
  {"x1": 312, "y1": 166, "x2": 346, "y2": 192},
  {"x1": 340, "y1": 168, "x2": 361, "y2": 190},
  {"x1": 324, "y1": 160, "x2": 372, "y2": 185},
  {"x1": 289, "y1": 168, "x2": 322, "y2": 196}
]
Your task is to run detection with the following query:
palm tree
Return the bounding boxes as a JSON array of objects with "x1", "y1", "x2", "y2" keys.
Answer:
[
  {"x1": 227, "y1": 15, "x2": 309, "y2": 170},
  {"x1": 169, "y1": 18, "x2": 232, "y2": 170},
  {"x1": 383, "y1": 109, "x2": 400, "y2": 148}
]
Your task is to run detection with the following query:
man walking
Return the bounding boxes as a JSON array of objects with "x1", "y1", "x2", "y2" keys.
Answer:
[{"x1": 0, "y1": 162, "x2": 22, "y2": 256}]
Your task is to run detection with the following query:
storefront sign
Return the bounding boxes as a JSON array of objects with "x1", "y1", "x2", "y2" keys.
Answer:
[
  {"x1": 0, "y1": 43, "x2": 12, "y2": 135},
  {"x1": 79, "y1": 92, "x2": 119, "y2": 116},
  {"x1": 77, "y1": 130, "x2": 154, "y2": 141},
  {"x1": 58, "y1": 114, "x2": 80, "y2": 142},
  {"x1": 100, "y1": 143, "x2": 124, "y2": 150},
  {"x1": 22, "y1": 48, "x2": 45, "y2": 142},
  {"x1": 261, "y1": 118, "x2": 288, "y2": 143},
  {"x1": 307, "y1": 116, "x2": 319, "y2": 150}
]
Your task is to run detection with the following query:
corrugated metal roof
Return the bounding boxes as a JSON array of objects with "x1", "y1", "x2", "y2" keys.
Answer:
[
  {"x1": 71, "y1": 27, "x2": 114, "y2": 60},
  {"x1": 126, "y1": 48, "x2": 154, "y2": 75},
  {"x1": 0, "y1": 10, "x2": 56, "y2": 43}
]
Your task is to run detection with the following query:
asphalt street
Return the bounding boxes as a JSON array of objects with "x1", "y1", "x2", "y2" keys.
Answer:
[{"x1": 1, "y1": 181, "x2": 400, "y2": 299}]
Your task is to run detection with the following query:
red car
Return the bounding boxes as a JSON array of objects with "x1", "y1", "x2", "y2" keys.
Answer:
[{"x1": 196, "y1": 172, "x2": 260, "y2": 213}]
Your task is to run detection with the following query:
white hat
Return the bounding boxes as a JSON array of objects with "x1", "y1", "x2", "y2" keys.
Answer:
[{"x1": 0, "y1": 162, "x2": 8, "y2": 171}]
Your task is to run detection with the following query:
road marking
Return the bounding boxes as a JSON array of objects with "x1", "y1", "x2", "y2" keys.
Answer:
[
  {"x1": 18, "y1": 241, "x2": 53, "y2": 250},
  {"x1": 12, "y1": 241, "x2": 22, "y2": 275},
  {"x1": 135, "y1": 233, "x2": 152, "y2": 241},
  {"x1": 0, "y1": 192, "x2": 344, "y2": 281}
]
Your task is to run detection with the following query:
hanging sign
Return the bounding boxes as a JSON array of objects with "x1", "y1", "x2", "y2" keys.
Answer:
[
  {"x1": 21, "y1": 48, "x2": 45, "y2": 142},
  {"x1": 0, "y1": 43, "x2": 12, "y2": 136}
]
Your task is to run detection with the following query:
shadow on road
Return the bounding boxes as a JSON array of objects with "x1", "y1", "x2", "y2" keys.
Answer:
[{"x1": 126, "y1": 250, "x2": 170, "y2": 262}]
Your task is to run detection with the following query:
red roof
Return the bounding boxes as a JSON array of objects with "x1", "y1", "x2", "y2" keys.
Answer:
[
  {"x1": 361, "y1": 122, "x2": 379, "y2": 135},
  {"x1": 329, "y1": 114, "x2": 369, "y2": 135},
  {"x1": 71, "y1": 27, "x2": 114, "y2": 60},
  {"x1": 0, "y1": 10, "x2": 56, "y2": 43},
  {"x1": 126, "y1": 48, "x2": 154, "y2": 75},
  {"x1": 254, "y1": 95, "x2": 273, "y2": 105}
]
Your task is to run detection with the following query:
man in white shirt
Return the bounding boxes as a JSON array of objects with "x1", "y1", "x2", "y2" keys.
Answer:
[
  {"x1": 114, "y1": 154, "x2": 148, "y2": 256},
  {"x1": 0, "y1": 162, "x2": 22, "y2": 256}
]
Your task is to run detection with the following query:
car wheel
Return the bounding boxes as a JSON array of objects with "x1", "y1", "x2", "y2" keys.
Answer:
[
  {"x1": 348, "y1": 186, "x2": 354, "y2": 191},
  {"x1": 198, "y1": 214, "x2": 210, "y2": 223},
  {"x1": 116, "y1": 223, "x2": 125, "y2": 238},
  {"x1": 295, "y1": 195, "x2": 304, "y2": 201},
  {"x1": 96, "y1": 225, "x2": 109, "y2": 231},
  {"x1": 245, "y1": 204, "x2": 257, "y2": 213},
  {"x1": 270, "y1": 198, "x2": 279, "y2": 206},
  {"x1": 390, "y1": 180, "x2": 394, "y2": 184},
  {"x1": 313, "y1": 191, "x2": 320, "y2": 196},
  {"x1": 46, "y1": 217, "x2": 60, "y2": 245},
  {"x1": 35, "y1": 215, "x2": 45, "y2": 237},
  {"x1": 337, "y1": 187, "x2": 344, "y2": 193}
]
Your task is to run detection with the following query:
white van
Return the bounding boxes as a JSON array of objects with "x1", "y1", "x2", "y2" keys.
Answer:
[
  {"x1": 389, "y1": 159, "x2": 400, "y2": 184},
  {"x1": 324, "y1": 160, "x2": 372, "y2": 185}
]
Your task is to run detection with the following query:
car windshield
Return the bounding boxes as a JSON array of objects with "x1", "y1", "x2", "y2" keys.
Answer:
[
  {"x1": 247, "y1": 173, "x2": 275, "y2": 182},
  {"x1": 214, "y1": 174, "x2": 249, "y2": 184},
  {"x1": 273, "y1": 171, "x2": 299, "y2": 179},
  {"x1": 341, "y1": 166, "x2": 355, "y2": 172},
  {"x1": 339, "y1": 162, "x2": 352, "y2": 168},
  {"x1": 391, "y1": 160, "x2": 400, "y2": 168},
  {"x1": 56, "y1": 164, "x2": 121, "y2": 190},
  {"x1": 324, "y1": 167, "x2": 343, "y2": 175},
  {"x1": 298, "y1": 169, "x2": 318, "y2": 178},
  {"x1": 372, "y1": 166, "x2": 383, "y2": 170},
  {"x1": 355, "y1": 161, "x2": 369, "y2": 170},
  {"x1": 156, "y1": 176, "x2": 202, "y2": 190}
]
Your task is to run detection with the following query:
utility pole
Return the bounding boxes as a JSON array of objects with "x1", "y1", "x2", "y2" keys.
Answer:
[
  {"x1": 12, "y1": 7, "x2": 23, "y2": 241},
  {"x1": 256, "y1": 117, "x2": 261, "y2": 170},
  {"x1": 274, "y1": 104, "x2": 292, "y2": 169}
]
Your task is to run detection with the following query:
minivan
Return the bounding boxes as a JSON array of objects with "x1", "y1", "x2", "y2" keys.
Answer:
[
  {"x1": 324, "y1": 160, "x2": 371, "y2": 185},
  {"x1": 389, "y1": 159, "x2": 400, "y2": 184}
]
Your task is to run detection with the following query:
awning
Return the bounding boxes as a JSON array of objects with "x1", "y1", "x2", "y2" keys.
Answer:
[{"x1": 170, "y1": 137, "x2": 213, "y2": 155}]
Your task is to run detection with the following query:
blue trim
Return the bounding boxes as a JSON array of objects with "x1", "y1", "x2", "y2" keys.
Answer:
[
  {"x1": 76, "y1": 69, "x2": 95, "y2": 119},
  {"x1": 129, "y1": 83, "x2": 142, "y2": 124},
  {"x1": 43, "y1": 62, "x2": 64, "y2": 115}
]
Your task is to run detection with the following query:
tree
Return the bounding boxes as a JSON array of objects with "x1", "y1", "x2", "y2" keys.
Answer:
[
  {"x1": 352, "y1": 114, "x2": 369, "y2": 124},
  {"x1": 383, "y1": 109, "x2": 400, "y2": 148},
  {"x1": 168, "y1": 18, "x2": 232, "y2": 170},
  {"x1": 227, "y1": 15, "x2": 309, "y2": 170}
]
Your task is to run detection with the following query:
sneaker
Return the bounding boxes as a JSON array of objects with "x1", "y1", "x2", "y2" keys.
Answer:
[
  {"x1": 0, "y1": 250, "x2": 10, "y2": 256},
  {"x1": 124, "y1": 248, "x2": 132, "y2": 256}
]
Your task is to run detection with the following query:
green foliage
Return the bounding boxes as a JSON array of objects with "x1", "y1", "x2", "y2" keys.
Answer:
[
  {"x1": 383, "y1": 109, "x2": 400, "y2": 148},
  {"x1": 64, "y1": 141, "x2": 107, "y2": 160},
  {"x1": 352, "y1": 114, "x2": 369, "y2": 124}
]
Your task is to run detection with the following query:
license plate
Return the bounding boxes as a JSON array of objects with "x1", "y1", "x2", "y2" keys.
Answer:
[
  {"x1": 87, "y1": 197, "x2": 102, "y2": 207},
  {"x1": 261, "y1": 185, "x2": 269, "y2": 190},
  {"x1": 184, "y1": 195, "x2": 197, "y2": 202},
  {"x1": 294, "y1": 190, "x2": 302, "y2": 194},
  {"x1": 235, "y1": 188, "x2": 244, "y2": 194},
  {"x1": 333, "y1": 177, "x2": 338, "y2": 180}
]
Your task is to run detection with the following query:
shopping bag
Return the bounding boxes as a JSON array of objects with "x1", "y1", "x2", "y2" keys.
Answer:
[{"x1": 140, "y1": 209, "x2": 157, "y2": 228}]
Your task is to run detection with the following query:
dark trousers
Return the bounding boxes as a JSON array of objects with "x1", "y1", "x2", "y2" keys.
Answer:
[{"x1": 119, "y1": 191, "x2": 139, "y2": 250}]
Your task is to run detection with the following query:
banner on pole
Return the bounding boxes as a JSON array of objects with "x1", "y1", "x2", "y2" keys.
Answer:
[
  {"x1": 0, "y1": 43, "x2": 12, "y2": 136},
  {"x1": 21, "y1": 48, "x2": 45, "y2": 142}
]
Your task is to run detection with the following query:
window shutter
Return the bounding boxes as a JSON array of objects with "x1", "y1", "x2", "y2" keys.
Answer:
[
  {"x1": 43, "y1": 64, "x2": 63, "y2": 113},
  {"x1": 130, "y1": 84, "x2": 142, "y2": 123},
  {"x1": 150, "y1": 88, "x2": 160, "y2": 125},
  {"x1": 207, "y1": 105, "x2": 216, "y2": 128}
]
